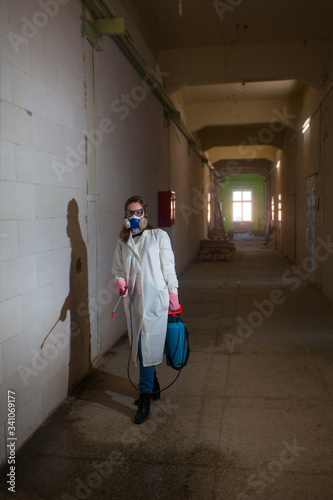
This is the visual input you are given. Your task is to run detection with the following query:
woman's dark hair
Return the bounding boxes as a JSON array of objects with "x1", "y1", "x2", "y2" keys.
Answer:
[{"x1": 119, "y1": 195, "x2": 154, "y2": 242}]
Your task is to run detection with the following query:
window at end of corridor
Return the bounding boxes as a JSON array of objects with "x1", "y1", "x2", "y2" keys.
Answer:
[{"x1": 232, "y1": 190, "x2": 252, "y2": 222}]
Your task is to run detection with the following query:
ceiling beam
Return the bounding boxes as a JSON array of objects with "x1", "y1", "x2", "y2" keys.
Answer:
[
  {"x1": 197, "y1": 123, "x2": 286, "y2": 151},
  {"x1": 214, "y1": 158, "x2": 273, "y2": 178},
  {"x1": 183, "y1": 99, "x2": 299, "y2": 133},
  {"x1": 207, "y1": 145, "x2": 280, "y2": 163},
  {"x1": 158, "y1": 40, "x2": 330, "y2": 90}
]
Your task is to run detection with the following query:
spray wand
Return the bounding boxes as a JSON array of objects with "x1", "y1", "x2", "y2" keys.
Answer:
[{"x1": 111, "y1": 287, "x2": 128, "y2": 317}]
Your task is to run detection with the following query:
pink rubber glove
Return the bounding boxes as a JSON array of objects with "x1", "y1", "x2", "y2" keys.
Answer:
[
  {"x1": 168, "y1": 291, "x2": 180, "y2": 312},
  {"x1": 116, "y1": 279, "x2": 128, "y2": 297}
]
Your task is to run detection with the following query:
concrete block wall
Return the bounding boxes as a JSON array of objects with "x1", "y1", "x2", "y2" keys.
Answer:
[
  {"x1": 170, "y1": 147, "x2": 210, "y2": 275},
  {"x1": 290, "y1": 107, "x2": 320, "y2": 268},
  {"x1": 269, "y1": 155, "x2": 282, "y2": 247},
  {"x1": 0, "y1": 0, "x2": 87, "y2": 464},
  {"x1": 275, "y1": 82, "x2": 333, "y2": 301},
  {"x1": 280, "y1": 129, "x2": 297, "y2": 261},
  {"x1": 166, "y1": 98, "x2": 210, "y2": 274},
  {"x1": 321, "y1": 88, "x2": 333, "y2": 300}
]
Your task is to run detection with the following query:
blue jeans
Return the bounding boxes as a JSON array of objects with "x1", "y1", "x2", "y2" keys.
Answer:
[{"x1": 138, "y1": 334, "x2": 155, "y2": 393}]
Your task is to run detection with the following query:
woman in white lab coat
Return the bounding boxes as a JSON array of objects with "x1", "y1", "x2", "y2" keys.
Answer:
[{"x1": 112, "y1": 195, "x2": 179, "y2": 424}]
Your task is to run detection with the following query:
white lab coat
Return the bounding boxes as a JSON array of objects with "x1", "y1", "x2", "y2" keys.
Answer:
[{"x1": 112, "y1": 228, "x2": 178, "y2": 367}]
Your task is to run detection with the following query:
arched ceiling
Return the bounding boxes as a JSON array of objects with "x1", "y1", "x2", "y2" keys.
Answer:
[{"x1": 122, "y1": 0, "x2": 333, "y2": 170}]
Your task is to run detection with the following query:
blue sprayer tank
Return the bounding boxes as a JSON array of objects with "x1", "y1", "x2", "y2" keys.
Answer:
[{"x1": 165, "y1": 306, "x2": 190, "y2": 370}]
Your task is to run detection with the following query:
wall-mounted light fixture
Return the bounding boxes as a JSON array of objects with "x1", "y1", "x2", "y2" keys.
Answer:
[{"x1": 302, "y1": 117, "x2": 311, "y2": 134}]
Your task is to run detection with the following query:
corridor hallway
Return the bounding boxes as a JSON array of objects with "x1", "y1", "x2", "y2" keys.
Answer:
[{"x1": 2, "y1": 235, "x2": 333, "y2": 499}]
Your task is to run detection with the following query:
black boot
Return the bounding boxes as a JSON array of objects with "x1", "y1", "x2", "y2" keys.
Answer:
[
  {"x1": 134, "y1": 393, "x2": 151, "y2": 424},
  {"x1": 152, "y1": 372, "x2": 160, "y2": 401},
  {"x1": 134, "y1": 372, "x2": 160, "y2": 405}
]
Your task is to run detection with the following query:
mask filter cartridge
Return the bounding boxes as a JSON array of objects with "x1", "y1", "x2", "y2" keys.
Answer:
[{"x1": 123, "y1": 216, "x2": 148, "y2": 230}]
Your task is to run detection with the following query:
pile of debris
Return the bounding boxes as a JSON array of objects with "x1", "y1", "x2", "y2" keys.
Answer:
[
  {"x1": 199, "y1": 236, "x2": 235, "y2": 262},
  {"x1": 198, "y1": 192, "x2": 236, "y2": 261}
]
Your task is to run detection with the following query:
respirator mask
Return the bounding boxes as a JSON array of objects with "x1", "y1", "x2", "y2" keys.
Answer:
[{"x1": 123, "y1": 208, "x2": 148, "y2": 232}]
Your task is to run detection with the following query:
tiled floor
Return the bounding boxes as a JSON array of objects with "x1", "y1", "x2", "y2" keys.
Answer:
[{"x1": 1, "y1": 235, "x2": 333, "y2": 499}]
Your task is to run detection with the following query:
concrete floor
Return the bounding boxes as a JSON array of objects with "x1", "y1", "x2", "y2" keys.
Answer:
[{"x1": 1, "y1": 234, "x2": 333, "y2": 499}]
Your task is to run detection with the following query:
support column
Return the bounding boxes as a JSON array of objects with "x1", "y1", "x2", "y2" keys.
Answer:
[{"x1": 83, "y1": 5, "x2": 100, "y2": 365}]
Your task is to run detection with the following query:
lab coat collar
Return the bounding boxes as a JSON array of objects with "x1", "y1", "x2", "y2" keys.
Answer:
[{"x1": 126, "y1": 230, "x2": 148, "y2": 259}]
